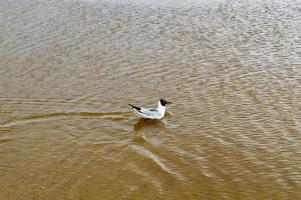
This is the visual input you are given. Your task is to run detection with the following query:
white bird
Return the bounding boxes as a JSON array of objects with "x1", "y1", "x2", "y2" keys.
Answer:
[{"x1": 129, "y1": 99, "x2": 172, "y2": 119}]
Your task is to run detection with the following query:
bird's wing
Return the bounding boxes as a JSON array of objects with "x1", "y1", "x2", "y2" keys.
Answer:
[
  {"x1": 129, "y1": 104, "x2": 159, "y2": 119},
  {"x1": 140, "y1": 108, "x2": 158, "y2": 117}
]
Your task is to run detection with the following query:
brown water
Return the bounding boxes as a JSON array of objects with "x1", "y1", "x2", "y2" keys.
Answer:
[{"x1": 1, "y1": 0, "x2": 301, "y2": 199}]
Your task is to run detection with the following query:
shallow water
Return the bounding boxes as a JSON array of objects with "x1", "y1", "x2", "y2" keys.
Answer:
[{"x1": 0, "y1": 0, "x2": 301, "y2": 199}]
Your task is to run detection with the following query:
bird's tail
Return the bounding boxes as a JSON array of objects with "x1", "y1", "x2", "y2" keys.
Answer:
[{"x1": 128, "y1": 104, "x2": 140, "y2": 110}]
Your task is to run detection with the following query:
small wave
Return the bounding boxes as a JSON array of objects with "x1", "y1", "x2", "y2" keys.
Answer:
[
  {"x1": 0, "y1": 111, "x2": 132, "y2": 127},
  {"x1": 132, "y1": 145, "x2": 185, "y2": 180}
]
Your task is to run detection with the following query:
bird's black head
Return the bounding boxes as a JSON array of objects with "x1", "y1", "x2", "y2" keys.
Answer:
[{"x1": 159, "y1": 99, "x2": 172, "y2": 106}]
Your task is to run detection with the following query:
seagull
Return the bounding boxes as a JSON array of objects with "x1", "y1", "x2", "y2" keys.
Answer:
[{"x1": 129, "y1": 99, "x2": 172, "y2": 119}]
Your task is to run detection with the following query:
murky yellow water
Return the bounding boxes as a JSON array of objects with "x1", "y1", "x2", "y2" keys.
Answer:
[{"x1": 1, "y1": 0, "x2": 301, "y2": 199}]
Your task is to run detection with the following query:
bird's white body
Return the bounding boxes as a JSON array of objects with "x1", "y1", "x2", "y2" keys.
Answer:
[{"x1": 129, "y1": 99, "x2": 170, "y2": 120}]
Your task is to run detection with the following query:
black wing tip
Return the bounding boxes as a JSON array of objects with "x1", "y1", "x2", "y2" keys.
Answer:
[{"x1": 128, "y1": 104, "x2": 141, "y2": 111}]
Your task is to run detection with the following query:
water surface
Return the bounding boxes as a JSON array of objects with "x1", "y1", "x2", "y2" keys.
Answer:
[{"x1": 0, "y1": 0, "x2": 301, "y2": 199}]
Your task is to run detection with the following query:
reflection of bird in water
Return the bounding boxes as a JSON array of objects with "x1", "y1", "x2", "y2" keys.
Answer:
[
  {"x1": 129, "y1": 99, "x2": 172, "y2": 120},
  {"x1": 133, "y1": 118, "x2": 165, "y2": 131}
]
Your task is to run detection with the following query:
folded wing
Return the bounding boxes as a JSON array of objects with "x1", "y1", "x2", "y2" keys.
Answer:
[{"x1": 129, "y1": 104, "x2": 160, "y2": 119}]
